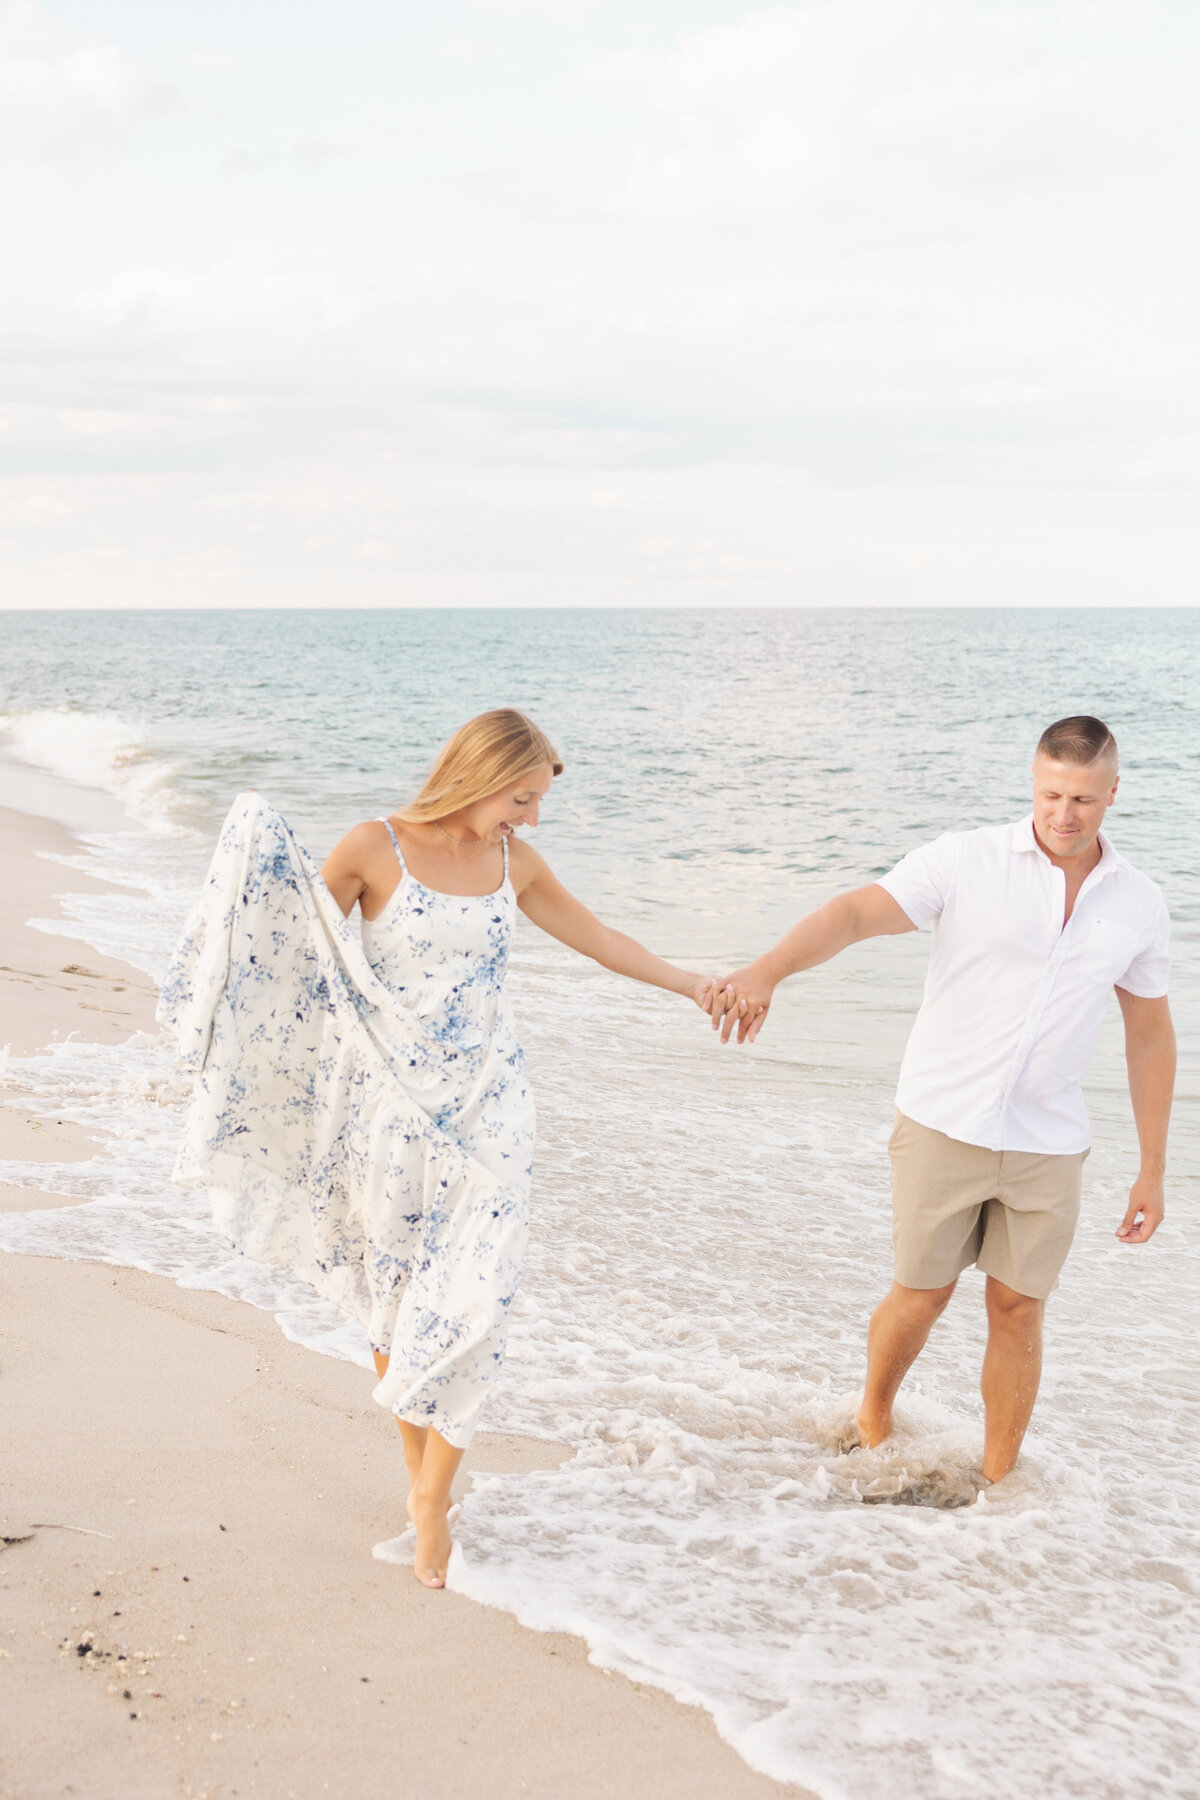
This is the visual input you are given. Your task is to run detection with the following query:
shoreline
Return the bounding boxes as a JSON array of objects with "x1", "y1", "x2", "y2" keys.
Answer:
[{"x1": 0, "y1": 791, "x2": 801, "y2": 1800}]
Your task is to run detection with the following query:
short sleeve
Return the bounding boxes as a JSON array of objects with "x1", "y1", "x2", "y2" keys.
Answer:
[
  {"x1": 876, "y1": 832, "x2": 960, "y2": 930},
  {"x1": 1115, "y1": 892, "x2": 1170, "y2": 998}
]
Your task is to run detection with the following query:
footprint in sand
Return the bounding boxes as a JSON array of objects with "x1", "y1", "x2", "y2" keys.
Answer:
[
  {"x1": 815, "y1": 1401, "x2": 985, "y2": 1509},
  {"x1": 856, "y1": 1465, "x2": 985, "y2": 1510}
]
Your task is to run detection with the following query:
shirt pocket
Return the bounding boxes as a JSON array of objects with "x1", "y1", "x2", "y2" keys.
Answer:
[{"x1": 1077, "y1": 918, "x2": 1139, "y2": 986}]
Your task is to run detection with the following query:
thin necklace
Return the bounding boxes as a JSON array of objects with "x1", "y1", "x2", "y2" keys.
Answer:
[{"x1": 432, "y1": 819, "x2": 479, "y2": 848}]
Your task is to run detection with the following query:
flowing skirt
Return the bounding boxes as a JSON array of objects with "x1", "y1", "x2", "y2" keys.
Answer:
[{"x1": 157, "y1": 794, "x2": 535, "y2": 1447}]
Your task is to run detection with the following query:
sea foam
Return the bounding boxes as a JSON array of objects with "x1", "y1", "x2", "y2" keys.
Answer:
[
  {"x1": 0, "y1": 709, "x2": 196, "y2": 838},
  {"x1": 3, "y1": 948, "x2": 1198, "y2": 1800},
  {"x1": 1, "y1": 629, "x2": 1198, "y2": 1800}
]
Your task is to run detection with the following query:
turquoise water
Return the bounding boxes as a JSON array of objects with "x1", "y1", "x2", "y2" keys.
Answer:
[
  {"x1": 1, "y1": 607, "x2": 1197, "y2": 1799},
  {"x1": 3, "y1": 605, "x2": 1196, "y2": 936}
]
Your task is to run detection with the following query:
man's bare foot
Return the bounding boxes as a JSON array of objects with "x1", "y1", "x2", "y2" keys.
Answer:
[
  {"x1": 841, "y1": 1407, "x2": 892, "y2": 1453},
  {"x1": 408, "y1": 1490, "x2": 453, "y2": 1588}
]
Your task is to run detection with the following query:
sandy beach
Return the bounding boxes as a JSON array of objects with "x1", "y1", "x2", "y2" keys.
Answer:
[{"x1": 0, "y1": 802, "x2": 802, "y2": 1800}]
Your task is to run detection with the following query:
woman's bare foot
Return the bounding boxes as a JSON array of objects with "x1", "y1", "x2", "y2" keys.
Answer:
[
  {"x1": 407, "y1": 1489, "x2": 454, "y2": 1588},
  {"x1": 373, "y1": 1501, "x2": 460, "y2": 1566}
]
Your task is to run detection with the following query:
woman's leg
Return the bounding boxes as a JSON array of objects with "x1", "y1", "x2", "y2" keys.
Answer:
[
  {"x1": 374, "y1": 1352, "x2": 462, "y2": 1586},
  {"x1": 373, "y1": 1351, "x2": 428, "y2": 1491},
  {"x1": 408, "y1": 1429, "x2": 465, "y2": 1588}
]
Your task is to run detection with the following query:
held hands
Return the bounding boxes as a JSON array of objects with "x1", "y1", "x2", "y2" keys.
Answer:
[
  {"x1": 1115, "y1": 1171, "x2": 1165, "y2": 1244},
  {"x1": 673, "y1": 972, "x2": 763, "y2": 1024},
  {"x1": 698, "y1": 963, "x2": 776, "y2": 1045}
]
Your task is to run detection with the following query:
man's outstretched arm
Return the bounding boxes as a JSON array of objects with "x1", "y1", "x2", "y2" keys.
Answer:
[
  {"x1": 706, "y1": 884, "x2": 916, "y2": 1044},
  {"x1": 1114, "y1": 988, "x2": 1175, "y2": 1243}
]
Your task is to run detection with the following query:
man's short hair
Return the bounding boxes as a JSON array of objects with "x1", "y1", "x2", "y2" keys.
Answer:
[{"x1": 1036, "y1": 715, "x2": 1117, "y2": 766}]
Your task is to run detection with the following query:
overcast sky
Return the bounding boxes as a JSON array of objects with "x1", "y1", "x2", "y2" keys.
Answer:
[{"x1": 2, "y1": 0, "x2": 1196, "y2": 608}]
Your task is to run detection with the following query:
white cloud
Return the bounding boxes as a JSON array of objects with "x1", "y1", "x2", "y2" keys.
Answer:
[
  {"x1": 0, "y1": 2, "x2": 60, "y2": 56},
  {"x1": 961, "y1": 379, "x2": 1047, "y2": 410},
  {"x1": 225, "y1": 130, "x2": 398, "y2": 175},
  {"x1": 83, "y1": 248, "x2": 371, "y2": 349},
  {"x1": 293, "y1": 130, "x2": 398, "y2": 168},
  {"x1": 2, "y1": 451, "x2": 1193, "y2": 610},
  {"x1": 573, "y1": 1, "x2": 1176, "y2": 241},
  {"x1": 0, "y1": 239, "x2": 1158, "y2": 505},
  {"x1": 0, "y1": 3, "x2": 1192, "y2": 609},
  {"x1": 0, "y1": 3, "x2": 173, "y2": 164},
  {"x1": 467, "y1": 0, "x2": 597, "y2": 17},
  {"x1": 224, "y1": 145, "x2": 277, "y2": 176}
]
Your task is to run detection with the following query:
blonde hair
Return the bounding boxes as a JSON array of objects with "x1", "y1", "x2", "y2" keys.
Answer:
[{"x1": 398, "y1": 710, "x2": 563, "y2": 824}]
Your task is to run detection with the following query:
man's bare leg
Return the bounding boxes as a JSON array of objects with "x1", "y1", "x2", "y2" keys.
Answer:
[
  {"x1": 855, "y1": 1279, "x2": 957, "y2": 1446},
  {"x1": 980, "y1": 1277, "x2": 1044, "y2": 1483}
]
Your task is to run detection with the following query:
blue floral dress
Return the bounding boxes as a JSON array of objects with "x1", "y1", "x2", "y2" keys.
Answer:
[{"x1": 158, "y1": 793, "x2": 535, "y2": 1447}]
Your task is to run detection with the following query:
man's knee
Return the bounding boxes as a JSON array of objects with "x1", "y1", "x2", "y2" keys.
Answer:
[
  {"x1": 985, "y1": 1277, "x2": 1044, "y2": 1325},
  {"x1": 889, "y1": 1278, "x2": 957, "y2": 1321}
]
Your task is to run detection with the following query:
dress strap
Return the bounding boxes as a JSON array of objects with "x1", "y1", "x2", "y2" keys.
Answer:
[
  {"x1": 379, "y1": 817, "x2": 406, "y2": 873},
  {"x1": 501, "y1": 834, "x2": 510, "y2": 881}
]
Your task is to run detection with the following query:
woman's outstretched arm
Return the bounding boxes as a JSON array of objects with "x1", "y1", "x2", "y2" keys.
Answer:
[{"x1": 514, "y1": 842, "x2": 707, "y2": 1002}]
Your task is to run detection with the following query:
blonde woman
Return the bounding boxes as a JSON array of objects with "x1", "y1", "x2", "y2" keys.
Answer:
[{"x1": 160, "y1": 710, "x2": 709, "y2": 1588}]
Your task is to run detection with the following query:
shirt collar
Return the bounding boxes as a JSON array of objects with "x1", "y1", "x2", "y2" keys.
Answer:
[{"x1": 1012, "y1": 815, "x2": 1123, "y2": 879}]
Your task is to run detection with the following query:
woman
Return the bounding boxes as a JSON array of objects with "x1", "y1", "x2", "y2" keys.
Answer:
[{"x1": 159, "y1": 710, "x2": 710, "y2": 1588}]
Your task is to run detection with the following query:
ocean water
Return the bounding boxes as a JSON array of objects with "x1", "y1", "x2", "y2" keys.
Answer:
[{"x1": 0, "y1": 608, "x2": 1197, "y2": 1800}]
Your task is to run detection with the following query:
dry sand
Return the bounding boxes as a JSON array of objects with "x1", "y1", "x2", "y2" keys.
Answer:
[{"x1": 0, "y1": 801, "x2": 803, "y2": 1800}]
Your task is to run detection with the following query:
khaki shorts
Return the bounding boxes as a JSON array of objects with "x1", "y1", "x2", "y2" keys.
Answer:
[{"x1": 888, "y1": 1111, "x2": 1087, "y2": 1301}]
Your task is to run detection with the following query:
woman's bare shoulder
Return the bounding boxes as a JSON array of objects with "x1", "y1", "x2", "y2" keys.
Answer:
[
  {"x1": 327, "y1": 818, "x2": 393, "y2": 872},
  {"x1": 508, "y1": 834, "x2": 551, "y2": 893}
]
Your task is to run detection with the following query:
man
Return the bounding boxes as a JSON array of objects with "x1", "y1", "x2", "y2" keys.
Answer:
[{"x1": 709, "y1": 717, "x2": 1175, "y2": 1484}]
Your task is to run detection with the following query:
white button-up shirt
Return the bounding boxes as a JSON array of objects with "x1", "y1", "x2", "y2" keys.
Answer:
[{"x1": 878, "y1": 818, "x2": 1170, "y2": 1155}]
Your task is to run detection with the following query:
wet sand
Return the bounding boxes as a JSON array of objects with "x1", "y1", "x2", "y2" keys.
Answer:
[{"x1": 0, "y1": 802, "x2": 803, "y2": 1800}]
